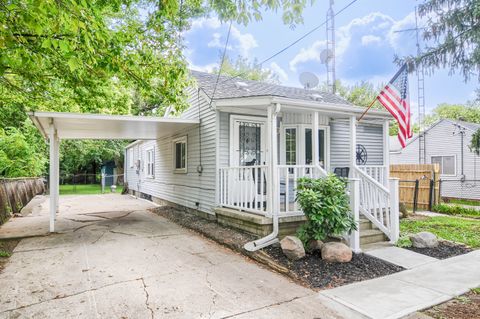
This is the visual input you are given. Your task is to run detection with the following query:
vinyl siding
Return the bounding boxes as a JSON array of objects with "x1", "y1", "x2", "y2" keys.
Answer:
[
  {"x1": 390, "y1": 120, "x2": 480, "y2": 200},
  {"x1": 125, "y1": 87, "x2": 217, "y2": 214},
  {"x1": 357, "y1": 123, "x2": 384, "y2": 166},
  {"x1": 330, "y1": 120, "x2": 351, "y2": 168}
]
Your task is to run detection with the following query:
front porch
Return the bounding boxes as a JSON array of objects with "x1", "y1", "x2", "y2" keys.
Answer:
[{"x1": 216, "y1": 102, "x2": 399, "y2": 251}]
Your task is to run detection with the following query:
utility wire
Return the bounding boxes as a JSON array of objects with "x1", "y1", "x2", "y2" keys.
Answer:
[
  {"x1": 209, "y1": 20, "x2": 233, "y2": 107},
  {"x1": 215, "y1": 0, "x2": 361, "y2": 86}
]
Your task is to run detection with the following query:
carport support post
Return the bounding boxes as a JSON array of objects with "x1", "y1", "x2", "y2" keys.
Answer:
[{"x1": 49, "y1": 123, "x2": 59, "y2": 232}]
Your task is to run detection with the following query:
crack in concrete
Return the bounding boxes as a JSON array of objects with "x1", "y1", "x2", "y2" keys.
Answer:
[
  {"x1": 0, "y1": 278, "x2": 143, "y2": 315},
  {"x1": 109, "y1": 230, "x2": 136, "y2": 237},
  {"x1": 205, "y1": 267, "x2": 219, "y2": 319},
  {"x1": 140, "y1": 277, "x2": 155, "y2": 319},
  {"x1": 64, "y1": 218, "x2": 103, "y2": 223},
  {"x1": 81, "y1": 211, "x2": 134, "y2": 220},
  {"x1": 219, "y1": 295, "x2": 310, "y2": 319},
  {"x1": 91, "y1": 231, "x2": 107, "y2": 244}
]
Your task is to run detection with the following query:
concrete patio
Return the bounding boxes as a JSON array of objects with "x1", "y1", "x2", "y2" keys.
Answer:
[{"x1": 0, "y1": 194, "x2": 359, "y2": 319}]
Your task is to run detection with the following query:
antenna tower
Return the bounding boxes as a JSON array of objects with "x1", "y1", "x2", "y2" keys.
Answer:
[
  {"x1": 326, "y1": 0, "x2": 336, "y2": 94},
  {"x1": 415, "y1": 7, "x2": 426, "y2": 164}
]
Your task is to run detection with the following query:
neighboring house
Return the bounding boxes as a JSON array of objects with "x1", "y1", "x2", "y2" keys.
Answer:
[
  {"x1": 124, "y1": 71, "x2": 399, "y2": 251},
  {"x1": 390, "y1": 119, "x2": 480, "y2": 201}
]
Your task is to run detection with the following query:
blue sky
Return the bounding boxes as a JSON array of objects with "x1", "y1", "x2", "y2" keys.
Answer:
[{"x1": 183, "y1": 0, "x2": 478, "y2": 119}]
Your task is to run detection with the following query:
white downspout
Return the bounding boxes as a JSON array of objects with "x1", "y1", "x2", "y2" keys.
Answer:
[{"x1": 244, "y1": 103, "x2": 281, "y2": 251}]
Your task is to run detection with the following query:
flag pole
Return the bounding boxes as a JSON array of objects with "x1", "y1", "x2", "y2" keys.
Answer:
[{"x1": 357, "y1": 97, "x2": 378, "y2": 122}]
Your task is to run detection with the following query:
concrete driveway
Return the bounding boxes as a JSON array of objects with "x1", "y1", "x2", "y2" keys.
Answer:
[{"x1": 0, "y1": 194, "x2": 358, "y2": 319}]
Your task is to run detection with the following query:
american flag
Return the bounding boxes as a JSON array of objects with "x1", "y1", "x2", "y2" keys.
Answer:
[{"x1": 377, "y1": 64, "x2": 413, "y2": 148}]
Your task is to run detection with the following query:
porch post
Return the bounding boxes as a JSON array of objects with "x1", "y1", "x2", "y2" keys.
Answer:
[
  {"x1": 48, "y1": 122, "x2": 58, "y2": 232},
  {"x1": 348, "y1": 178, "x2": 361, "y2": 252},
  {"x1": 271, "y1": 104, "x2": 280, "y2": 215},
  {"x1": 383, "y1": 120, "x2": 390, "y2": 186},
  {"x1": 389, "y1": 178, "x2": 400, "y2": 243},
  {"x1": 312, "y1": 111, "x2": 319, "y2": 173},
  {"x1": 349, "y1": 116, "x2": 357, "y2": 175},
  {"x1": 266, "y1": 105, "x2": 273, "y2": 215},
  {"x1": 54, "y1": 134, "x2": 60, "y2": 214}
]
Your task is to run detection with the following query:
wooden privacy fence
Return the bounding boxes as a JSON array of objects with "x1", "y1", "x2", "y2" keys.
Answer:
[
  {"x1": 390, "y1": 164, "x2": 440, "y2": 211},
  {"x1": 0, "y1": 177, "x2": 45, "y2": 225}
]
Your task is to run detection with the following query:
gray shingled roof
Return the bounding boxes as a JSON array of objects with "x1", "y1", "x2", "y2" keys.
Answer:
[
  {"x1": 190, "y1": 70, "x2": 351, "y2": 106},
  {"x1": 453, "y1": 120, "x2": 480, "y2": 132}
]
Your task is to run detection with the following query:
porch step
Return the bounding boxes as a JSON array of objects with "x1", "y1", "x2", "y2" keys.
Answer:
[{"x1": 360, "y1": 229, "x2": 388, "y2": 245}]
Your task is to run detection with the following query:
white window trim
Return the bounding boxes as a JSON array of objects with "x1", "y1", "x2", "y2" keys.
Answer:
[
  {"x1": 173, "y1": 136, "x2": 188, "y2": 174},
  {"x1": 145, "y1": 147, "x2": 155, "y2": 178},
  {"x1": 431, "y1": 154, "x2": 457, "y2": 177}
]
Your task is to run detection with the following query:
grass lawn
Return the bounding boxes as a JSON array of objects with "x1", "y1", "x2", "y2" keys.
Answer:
[
  {"x1": 400, "y1": 216, "x2": 480, "y2": 248},
  {"x1": 448, "y1": 198, "x2": 480, "y2": 207},
  {"x1": 59, "y1": 184, "x2": 124, "y2": 195}
]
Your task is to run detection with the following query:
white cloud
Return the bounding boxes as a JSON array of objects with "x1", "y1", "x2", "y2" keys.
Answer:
[
  {"x1": 190, "y1": 17, "x2": 221, "y2": 31},
  {"x1": 230, "y1": 26, "x2": 258, "y2": 57},
  {"x1": 269, "y1": 62, "x2": 288, "y2": 82},
  {"x1": 289, "y1": 40, "x2": 326, "y2": 72},
  {"x1": 361, "y1": 35, "x2": 381, "y2": 46},
  {"x1": 188, "y1": 60, "x2": 218, "y2": 73}
]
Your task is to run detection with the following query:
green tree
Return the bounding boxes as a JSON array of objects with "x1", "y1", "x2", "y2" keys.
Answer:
[
  {"x1": 424, "y1": 103, "x2": 480, "y2": 125},
  {"x1": 470, "y1": 128, "x2": 480, "y2": 155},
  {"x1": 215, "y1": 55, "x2": 280, "y2": 83},
  {"x1": 412, "y1": 0, "x2": 480, "y2": 80}
]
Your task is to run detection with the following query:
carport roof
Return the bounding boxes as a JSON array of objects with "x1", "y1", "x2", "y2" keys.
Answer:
[{"x1": 28, "y1": 111, "x2": 199, "y2": 140}]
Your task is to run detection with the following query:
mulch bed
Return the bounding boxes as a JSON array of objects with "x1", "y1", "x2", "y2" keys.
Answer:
[
  {"x1": 153, "y1": 206, "x2": 405, "y2": 290},
  {"x1": 262, "y1": 245, "x2": 404, "y2": 289},
  {"x1": 405, "y1": 241, "x2": 473, "y2": 259},
  {"x1": 422, "y1": 290, "x2": 480, "y2": 319}
]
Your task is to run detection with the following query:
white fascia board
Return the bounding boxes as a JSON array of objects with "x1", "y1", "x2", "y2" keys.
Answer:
[
  {"x1": 125, "y1": 140, "x2": 143, "y2": 149},
  {"x1": 212, "y1": 96, "x2": 392, "y2": 119}
]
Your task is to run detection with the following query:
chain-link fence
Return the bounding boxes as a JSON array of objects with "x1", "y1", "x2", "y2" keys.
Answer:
[
  {"x1": 439, "y1": 179, "x2": 480, "y2": 201},
  {"x1": 46, "y1": 173, "x2": 124, "y2": 195}
]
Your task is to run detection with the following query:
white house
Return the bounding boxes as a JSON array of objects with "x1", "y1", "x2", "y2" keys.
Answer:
[
  {"x1": 390, "y1": 119, "x2": 480, "y2": 201},
  {"x1": 124, "y1": 71, "x2": 400, "y2": 251}
]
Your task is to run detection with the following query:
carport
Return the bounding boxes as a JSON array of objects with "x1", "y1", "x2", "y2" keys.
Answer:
[{"x1": 28, "y1": 111, "x2": 199, "y2": 232}]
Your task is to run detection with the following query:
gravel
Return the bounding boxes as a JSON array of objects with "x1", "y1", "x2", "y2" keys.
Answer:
[{"x1": 405, "y1": 241, "x2": 473, "y2": 259}]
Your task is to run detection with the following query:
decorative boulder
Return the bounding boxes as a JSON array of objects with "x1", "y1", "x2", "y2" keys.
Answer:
[
  {"x1": 321, "y1": 242, "x2": 352, "y2": 263},
  {"x1": 280, "y1": 236, "x2": 305, "y2": 260},
  {"x1": 307, "y1": 239, "x2": 324, "y2": 252},
  {"x1": 410, "y1": 232, "x2": 439, "y2": 248}
]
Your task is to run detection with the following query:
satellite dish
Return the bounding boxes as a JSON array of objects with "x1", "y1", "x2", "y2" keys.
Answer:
[
  {"x1": 299, "y1": 72, "x2": 319, "y2": 89},
  {"x1": 320, "y1": 49, "x2": 333, "y2": 64}
]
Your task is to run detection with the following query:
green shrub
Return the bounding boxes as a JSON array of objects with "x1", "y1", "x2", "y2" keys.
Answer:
[
  {"x1": 295, "y1": 174, "x2": 357, "y2": 248},
  {"x1": 432, "y1": 203, "x2": 480, "y2": 218}
]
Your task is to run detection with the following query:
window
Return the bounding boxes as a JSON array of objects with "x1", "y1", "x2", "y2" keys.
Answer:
[
  {"x1": 129, "y1": 148, "x2": 134, "y2": 168},
  {"x1": 431, "y1": 156, "x2": 456, "y2": 175},
  {"x1": 146, "y1": 148, "x2": 154, "y2": 178},
  {"x1": 173, "y1": 136, "x2": 187, "y2": 173},
  {"x1": 305, "y1": 128, "x2": 326, "y2": 168}
]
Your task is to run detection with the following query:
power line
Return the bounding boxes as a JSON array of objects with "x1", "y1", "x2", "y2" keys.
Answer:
[
  {"x1": 209, "y1": 20, "x2": 233, "y2": 106},
  {"x1": 215, "y1": 0, "x2": 360, "y2": 86}
]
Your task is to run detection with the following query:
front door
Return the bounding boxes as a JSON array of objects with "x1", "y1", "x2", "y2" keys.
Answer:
[{"x1": 231, "y1": 116, "x2": 266, "y2": 166}]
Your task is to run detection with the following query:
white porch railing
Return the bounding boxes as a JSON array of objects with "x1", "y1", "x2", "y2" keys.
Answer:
[
  {"x1": 357, "y1": 165, "x2": 387, "y2": 186},
  {"x1": 353, "y1": 167, "x2": 399, "y2": 242},
  {"x1": 218, "y1": 164, "x2": 327, "y2": 216},
  {"x1": 277, "y1": 165, "x2": 326, "y2": 215},
  {"x1": 218, "y1": 165, "x2": 268, "y2": 215}
]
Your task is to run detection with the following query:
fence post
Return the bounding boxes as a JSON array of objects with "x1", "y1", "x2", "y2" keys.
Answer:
[
  {"x1": 428, "y1": 179, "x2": 434, "y2": 211},
  {"x1": 413, "y1": 179, "x2": 419, "y2": 213},
  {"x1": 389, "y1": 178, "x2": 400, "y2": 243},
  {"x1": 348, "y1": 178, "x2": 361, "y2": 253}
]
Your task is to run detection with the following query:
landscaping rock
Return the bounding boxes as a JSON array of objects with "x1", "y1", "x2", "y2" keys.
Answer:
[
  {"x1": 410, "y1": 232, "x2": 439, "y2": 248},
  {"x1": 307, "y1": 239, "x2": 324, "y2": 252},
  {"x1": 280, "y1": 236, "x2": 305, "y2": 260},
  {"x1": 321, "y1": 242, "x2": 352, "y2": 263}
]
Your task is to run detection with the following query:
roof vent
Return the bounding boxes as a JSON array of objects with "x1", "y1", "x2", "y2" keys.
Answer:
[
  {"x1": 309, "y1": 93, "x2": 323, "y2": 101},
  {"x1": 235, "y1": 81, "x2": 250, "y2": 91}
]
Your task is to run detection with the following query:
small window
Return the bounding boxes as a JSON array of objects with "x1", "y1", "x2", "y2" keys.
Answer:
[
  {"x1": 173, "y1": 136, "x2": 187, "y2": 173},
  {"x1": 431, "y1": 156, "x2": 456, "y2": 175},
  {"x1": 146, "y1": 148, "x2": 155, "y2": 178},
  {"x1": 129, "y1": 148, "x2": 134, "y2": 168}
]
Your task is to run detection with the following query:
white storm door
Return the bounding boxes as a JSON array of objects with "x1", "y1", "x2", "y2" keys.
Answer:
[{"x1": 230, "y1": 116, "x2": 267, "y2": 167}]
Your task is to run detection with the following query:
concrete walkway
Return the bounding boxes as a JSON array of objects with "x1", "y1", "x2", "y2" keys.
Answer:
[
  {"x1": 365, "y1": 246, "x2": 438, "y2": 269},
  {"x1": 0, "y1": 194, "x2": 361, "y2": 319},
  {"x1": 320, "y1": 249, "x2": 480, "y2": 319}
]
